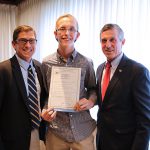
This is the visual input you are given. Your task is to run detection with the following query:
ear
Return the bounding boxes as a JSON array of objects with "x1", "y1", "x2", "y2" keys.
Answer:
[
  {"x1": 122, "y1": 38, "x2": 125, "y2": 45},
  {"x1": 74, "y1": 31, "x2": 80, "y2": 42},
  {"x1": 12, "y1": 41, "x2": 17, "y2": 50},
  {"x1": 54, "y1": 31, "x2": 58, "y2": 41}
]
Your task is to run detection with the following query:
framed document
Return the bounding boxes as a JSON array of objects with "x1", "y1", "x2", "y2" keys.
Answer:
[{"x1": 48, "y1": 66, "x2": 81, "y2": 112}]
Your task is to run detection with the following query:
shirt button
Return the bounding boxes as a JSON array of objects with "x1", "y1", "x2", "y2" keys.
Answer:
[{"x1": 71, "y1": 126, "x2": 74, "y2": 129}]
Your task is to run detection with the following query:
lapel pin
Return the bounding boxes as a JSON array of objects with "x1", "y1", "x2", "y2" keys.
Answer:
[{"x1": 119, "y1": 69, "x2": 122, "y2": 72}]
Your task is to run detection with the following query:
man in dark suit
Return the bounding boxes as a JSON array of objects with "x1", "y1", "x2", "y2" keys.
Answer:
[
  {"x1": 0, "y1": 25, "x2": 47, "y2": 150},
  {"x1": 96, "y1": 23, "x2": 150, "y2": 150}
]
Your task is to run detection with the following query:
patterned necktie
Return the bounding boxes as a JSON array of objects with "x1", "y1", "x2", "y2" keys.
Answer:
[
  {"x1": 28, "y1": 65, "x2": 40, "y2": 129},
  {"x1": 101, "y1": 61, "x2": 111, "y2": 100}
]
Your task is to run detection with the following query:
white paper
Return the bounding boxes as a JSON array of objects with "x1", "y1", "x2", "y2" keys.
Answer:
[{"x1": 48, "y1": 66, "x2": 81, "y2": 112}]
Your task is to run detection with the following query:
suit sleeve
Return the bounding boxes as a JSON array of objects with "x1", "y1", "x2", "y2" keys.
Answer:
[
  {"x1": 0, "y1": 66, "x2": 6, "y2": 149},
  {"x1": 131, "y1": 67, "x2": 150, "y2": 150}
]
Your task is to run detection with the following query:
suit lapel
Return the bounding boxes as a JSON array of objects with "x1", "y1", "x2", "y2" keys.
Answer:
[
  {"x1": 10, "y1": 55, "x2": 29, "y2": 109},
  {"x1": 33, "y1": 60, "x2": 44, "y2": 109},
  {"x1": 33, "y1": 60, "x2": 42, "y2": 88},
  {"x1": 103, "y1": 54, "x2": 128, "y2": 102},
  {"x1": 97, "y1": 63, "x2": 105, "y2": 104}
]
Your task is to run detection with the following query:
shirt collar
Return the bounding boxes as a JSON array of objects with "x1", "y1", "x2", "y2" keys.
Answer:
[
  {"x1": 56, "y1": 49, "x2": 77, "y2": 62},
  {"x1": 110, "y1": 52, "x2": 123, "y2": 68},
  {"x1": 15, "y1": 54, "x2": 34, "y2": 71}
]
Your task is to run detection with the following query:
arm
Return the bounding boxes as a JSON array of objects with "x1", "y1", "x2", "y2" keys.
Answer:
[
  {"x1": 0, "y1": 63, "x2": 7, "y2": 150},
  {"x1": 131, "y1": 67, "x2": 150, "y2": 150},
  {"x1": 74, "y1": 59, "x2": 97, "y2": 111},
  {"x1": 0, "y1": 89, "x2": 5, "y2": 149},
  {"x1": 85, "y1": 59, "x2": 97, "y2": 105},
  {"x1": 0, "y1": 136, "x2": 4, "y2": 150},
  {"x1": 41, "y1": 62, "x2": 57, "y2": 122}
]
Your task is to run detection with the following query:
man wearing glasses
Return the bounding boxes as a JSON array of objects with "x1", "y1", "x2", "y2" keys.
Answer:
[
  {"x1": 41, "y1": 14, "x2": 97, "y2": 150},
  {"x1": 0, "y1": 25, "x2": 47, "y2": 150}
]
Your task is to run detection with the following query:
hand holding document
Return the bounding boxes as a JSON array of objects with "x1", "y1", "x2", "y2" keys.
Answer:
[
  {"x1": 48, "y1": 66, "x2": 81, "y2": 112},
  {"x1": 74, "y1": 98, "x2": 95, "y2": 111}
]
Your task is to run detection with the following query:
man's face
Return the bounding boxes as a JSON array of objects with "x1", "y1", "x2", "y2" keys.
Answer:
[
  {"x1": 100, "y1": 29, "x2": 125, "y2": 61},
  {"x1": 12, "y1": 31, "x2": 36, "y2": 62},
  {"x1": 54, "y1": 17, "x2": 80, "y2": 49}
]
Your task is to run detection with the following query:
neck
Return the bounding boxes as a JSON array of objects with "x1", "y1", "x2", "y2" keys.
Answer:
[
  {"x1": 58, "y1": 47, "x2": 74, "y2": 59},
  {"x1": 107, "y1": 52, "x2": 123, "y2": 62}
]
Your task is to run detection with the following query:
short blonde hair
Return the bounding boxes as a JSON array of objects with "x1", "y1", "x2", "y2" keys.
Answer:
[{"x1": 55, "y1": 14, "x2": 79, "y2": 31}]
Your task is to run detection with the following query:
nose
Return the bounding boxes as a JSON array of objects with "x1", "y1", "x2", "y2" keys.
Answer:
[
  {"x1": 64, "y1": 29, "x2": 70, "y2": 34},
  {"x1": 24, "y1": 41, "x2": 32, "y2": 47},
  {"x1": 106, "y1": 40, "x2": 111, "y2": 48}
]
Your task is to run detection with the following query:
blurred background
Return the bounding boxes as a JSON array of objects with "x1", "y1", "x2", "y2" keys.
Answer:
[{"x1": 0, "y1": 1, "x2": 150, "y2": 148}]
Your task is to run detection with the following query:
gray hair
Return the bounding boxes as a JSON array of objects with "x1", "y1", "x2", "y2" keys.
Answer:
[{"x1": 100, "y1": 23, "x2": 124, "y2": 41}]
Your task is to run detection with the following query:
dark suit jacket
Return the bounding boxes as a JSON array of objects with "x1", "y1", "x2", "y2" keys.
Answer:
[
  {"x1": 96, "y1": 54, "x2": 150, "y2": 150},
  {"x1": 0, "y1": 55, "x2": 47, "y2": 150}
]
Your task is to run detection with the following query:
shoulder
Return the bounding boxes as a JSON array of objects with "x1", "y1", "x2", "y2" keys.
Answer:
[
  {"x1": 123, "y1": 55, "x2": 149, "y2": 73},
  {"x1": 33, "y1": 59, "x2": 45, "y2": 75},
  {"x1": 119, "y1": 55, "x2": 150, "y2": 82},
  {"x1": 42, "y1": 52, "x2": 57, "y2": 63},
  {"x1": 0, "y1": 59, "x2": 11, "y2": 72},
  {"x1": 76, "y1": 52, "x2": 94, "y2": 65},
  {"x1": 96, "y1": 62, "x2": 104, "y2": 75},
  {"x1": 33, "y1": 59, "x2": 41, "y2": 67},
  {"x1": 0, "y1": 59, "x2": 12, "y2": 83}
]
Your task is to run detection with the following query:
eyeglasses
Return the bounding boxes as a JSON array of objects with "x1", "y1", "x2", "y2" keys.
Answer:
[
  {"x1": 56, "y1": 27, "x2": 78, "y2": 34},
  {"x1": 16, "y1": 38, "x2": 37, "y2": 45}
]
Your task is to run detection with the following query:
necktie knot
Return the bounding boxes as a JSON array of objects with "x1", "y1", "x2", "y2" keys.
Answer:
[
  {"x1": 28, "y1": 65, "x2": 31, "y2": 70},
  {"x1": 105, "y1": 61, "x2": 111, "y2": 69},
  {"x1": 28, "y1": 65, "x2": 33, "y2": 73}
]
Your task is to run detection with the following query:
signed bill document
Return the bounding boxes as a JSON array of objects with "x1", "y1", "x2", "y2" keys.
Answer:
[{"x1": 48, "y1": 66, "x2": 81, "y2": 112}]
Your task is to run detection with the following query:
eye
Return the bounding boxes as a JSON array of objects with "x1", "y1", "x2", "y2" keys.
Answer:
[
  {"x1": 29, "y1": 39, "x2": 37, "y2": 44},
  {"x1": 69, "y1": 27, "x2": 76, "y2": 32},
  {"x1": 16, "y1": 38, "x2": 37, "y2": 45},
  {"x1": 18, "y1": 39, "x2": 28, "y2": 44},
  {"x1": 110, "y1": 38, "x2": 116, "y2": 42},
  {"x1": 101, "y1": 39, "x2": 107, "y2": 43},
  {"x1": 58, "y1": 28, "x2": 66, "y2": 31}
]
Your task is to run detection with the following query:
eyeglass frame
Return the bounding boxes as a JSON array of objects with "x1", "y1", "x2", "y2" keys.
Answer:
[
  {"x1": 15, "y1": 38, "x2": 37, "y2": 45},
  {"x1": 56, "y1": 27, "x2": 78, "y2": 34}
]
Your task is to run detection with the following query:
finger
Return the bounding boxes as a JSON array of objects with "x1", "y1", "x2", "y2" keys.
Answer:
[
  {"x1": 41, "y1": 109, "x2": 49, "y2": 118},
  {"x1": 51, "y1": 111, "x2": 57, "y2": 119},
  {"x1": 47, "y1": 111, "x2": 56, "y2": 121},
  {"x1": 47, "y1": 107, "x2": 54, "y2": 112},
  {"x1": 74, "y1": 103, "x2": 81, "y2": 111},
  {"x1": 41, "y1": 108, "x2": 54, "y2": 121}
]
